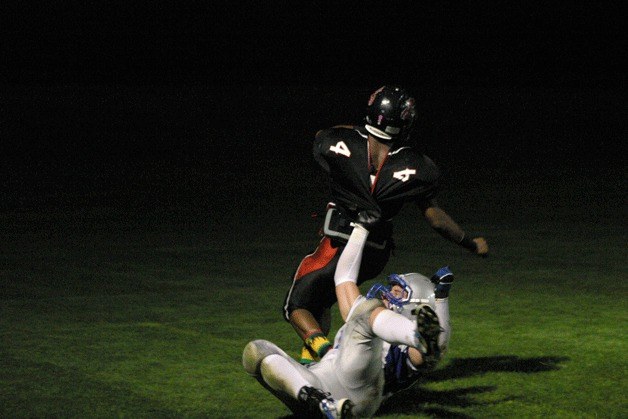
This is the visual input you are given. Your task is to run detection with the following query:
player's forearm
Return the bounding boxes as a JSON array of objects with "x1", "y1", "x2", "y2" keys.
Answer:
[
  {"x1": 424, "y1": 207, "x2": 466, "y2": 243},
  {"x1": 424, "y1": 207, "x2": 489, "y2": 255},
  {"x1": 334, "y1": 224, "x2": 369, "y2": 321}
]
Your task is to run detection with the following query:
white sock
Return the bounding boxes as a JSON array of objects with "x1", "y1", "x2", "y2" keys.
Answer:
[
  {"x1": 372, "y1": 308, "x2": 421, "y2": 347},
  {"x1": 434, "y1": 298, "x2": 451, "y2": 354},
  {"x1": 334, "y1": 224, "x2": 369, "y2": 286},
  {"x1": 260, "y1": 354, "x2": 310, "y2": 399}
]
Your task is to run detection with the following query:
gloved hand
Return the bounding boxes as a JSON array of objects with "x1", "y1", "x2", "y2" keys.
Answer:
[
  {"x1": 355, "y1": 209, "x2": 382, "y2": 231},
  {"x1": 472, "y1": 237, "x2": 489, "y2": 257},
  {"x1": 460, "y1": 235, "x2": 489, "y2": 257}
]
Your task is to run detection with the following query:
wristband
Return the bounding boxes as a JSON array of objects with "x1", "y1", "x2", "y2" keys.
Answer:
[{"x1": 459, "y1": 234, "x2": 478, "y2": 252}]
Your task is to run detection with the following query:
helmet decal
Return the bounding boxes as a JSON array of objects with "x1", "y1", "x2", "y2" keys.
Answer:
[
  {"x1": 400, "y1": 98, "x2": 416, "y2": 121},
  {"x1": 368, "y1": 86, "x2": 385, "y2": 106}
]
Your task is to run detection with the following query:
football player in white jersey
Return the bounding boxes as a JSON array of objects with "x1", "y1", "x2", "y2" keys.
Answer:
[{"x1": 244, "y1": 222, "x2": 455, "y2": 418}]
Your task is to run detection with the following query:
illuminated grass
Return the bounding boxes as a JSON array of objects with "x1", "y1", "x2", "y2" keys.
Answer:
[{"x1": 1, "y1": 169, "x2": 625, "y2": 418}]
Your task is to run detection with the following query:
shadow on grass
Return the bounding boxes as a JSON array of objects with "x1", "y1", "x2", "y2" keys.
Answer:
[
  {"x1": 430, "y1": 355, "x2": 570, "y2": 381},
  {"x1": 278, "y1": 355, "x2": 569, "y2": 418},
  {"x1": 377, "y1": 355, "x2": 569, "y2": 418}
]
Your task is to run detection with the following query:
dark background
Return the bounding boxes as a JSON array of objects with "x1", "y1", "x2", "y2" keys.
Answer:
[{"x1": 1, "y1": 2, "x2": 626, "y2": 212}]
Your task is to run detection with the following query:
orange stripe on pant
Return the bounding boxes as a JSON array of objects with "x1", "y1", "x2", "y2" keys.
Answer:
[{"x1": 295, "y1": 237, "x2": 338, "y2": 280}]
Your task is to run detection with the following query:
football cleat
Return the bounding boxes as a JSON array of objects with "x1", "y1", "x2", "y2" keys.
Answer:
[
  {"x1": 323, "y1": 398, "x2": 354, "y2": 419},
  {"x1": 298, "y1": 386, "x2": 354, "y2": 418},
  {"x1": 415, "y1": 304, "x2": 442, "y2": 366}
]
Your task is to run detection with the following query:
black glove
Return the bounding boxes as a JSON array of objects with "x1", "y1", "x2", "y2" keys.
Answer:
[{"x1": 356, "y1": 209, "x2": 382, "y2": 231}]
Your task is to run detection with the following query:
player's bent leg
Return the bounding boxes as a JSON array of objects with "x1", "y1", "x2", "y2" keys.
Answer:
[
  {"x1": 259, "y1": 354, "x2": 338, "y2": 417},
  {"x1": 289, "y1": 309, "x2": 326, "y2": 341},
  {"x1": 242, "y1": 339, "x2": 290, "y2": 376},
  {"x1": 289, "y1": 309, "x2": 333, "y2": 364},
  {"x1": 283, "y1": 253, "x2": 339, "y2": 364},
  {"x1": 244, "y1": 340, "x2": 334, "y2": 416},
  {"x1": 260, "y1": 354, "x2": 313, "y2": 395},
  {"x1": 299, "y1": 307, "x2": 333, "y2": 365},
  {"x1": 282, "y1": 237, "x2": 339, "y2": 324}
]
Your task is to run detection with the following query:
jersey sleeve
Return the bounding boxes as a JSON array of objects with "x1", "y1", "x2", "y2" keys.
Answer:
[
  {"x1": 413, "y1": 154, "x2": 441, "y2": 204},
  {"x1": 312, "y1": 128, "x2": 336, "y2": 174}
]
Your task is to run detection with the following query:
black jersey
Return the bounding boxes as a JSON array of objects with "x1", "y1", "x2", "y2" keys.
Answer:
[{"x1": 313, "y1": 126, "x2": 440, "y2": 221}]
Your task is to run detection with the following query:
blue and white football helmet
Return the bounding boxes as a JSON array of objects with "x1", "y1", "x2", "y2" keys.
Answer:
[{"x1": 367, "y1": 272, "x2": 437, "y2": 321}]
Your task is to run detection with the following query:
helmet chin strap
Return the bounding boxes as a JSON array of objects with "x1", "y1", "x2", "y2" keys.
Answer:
[
  {"x1": 365, "y1": 125, "x2": 407, "y2": 149},
  {"x1": 364, "y1": 124, "x2": 393, "y2": 140}
]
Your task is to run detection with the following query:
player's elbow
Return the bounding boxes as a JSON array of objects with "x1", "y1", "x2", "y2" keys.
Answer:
[{"x1": 424, "y1": 207, "x2": 446, "y2": 229}]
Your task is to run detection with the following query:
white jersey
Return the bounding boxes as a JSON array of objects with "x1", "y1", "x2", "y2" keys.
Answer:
[
  {"x1": 308, "y1": 295, "x2": 385, "y2": 417},
  {"x1": 243, "y1": 294, "x2": 450, "y2": 417},
  {"x1": 320, "y1": 297, "x2": 424, "y2": 407}
]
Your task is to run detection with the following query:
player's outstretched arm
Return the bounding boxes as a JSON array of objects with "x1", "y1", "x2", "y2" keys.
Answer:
[
  {"x1": 420, "y1": 200, "x2": 489, "y2": 257},
  {"x1": 334, "y1": 224, "x2": 369, "y2": 321}
]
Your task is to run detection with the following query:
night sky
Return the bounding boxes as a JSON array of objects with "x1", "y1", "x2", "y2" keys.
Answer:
[{"x1": 2, "y1": 2, "x2": 625, "y2": 210}]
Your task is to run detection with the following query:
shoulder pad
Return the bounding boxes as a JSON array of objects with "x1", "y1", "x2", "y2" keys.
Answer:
[{"x1": 346, "y1": 296, "x2": 384, "y2": 322}]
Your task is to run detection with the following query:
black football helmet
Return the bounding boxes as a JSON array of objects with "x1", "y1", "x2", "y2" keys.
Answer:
[{"x1": 364, "y1": 85, "x2": 417, "y2": 142}]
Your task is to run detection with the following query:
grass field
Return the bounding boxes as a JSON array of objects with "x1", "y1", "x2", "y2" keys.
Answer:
[{"x1": 1, "y1": 164, "x2": 626, "y2": 418}]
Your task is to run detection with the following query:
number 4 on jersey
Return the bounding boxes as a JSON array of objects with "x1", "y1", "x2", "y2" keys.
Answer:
[{"x1": 329, "y1": 141, "x2": 351, "y2": 157}]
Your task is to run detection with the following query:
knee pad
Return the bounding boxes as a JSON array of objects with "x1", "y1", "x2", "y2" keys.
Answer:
[{"x1": 242, "y1": 339, "x2": 282, "y2": 376}]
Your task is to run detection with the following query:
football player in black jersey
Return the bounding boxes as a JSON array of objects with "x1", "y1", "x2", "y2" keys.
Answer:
[{"x1": 282, "y1": 86, "x2": 489, "y2": 364}]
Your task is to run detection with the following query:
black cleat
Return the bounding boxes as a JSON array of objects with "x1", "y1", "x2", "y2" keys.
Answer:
[
  {"x1": 298, "y1": 386, "x2": 354, "y2": 418},
  {"x1": 415, "y1": 304, "x2": 443, "y2": 366}
]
